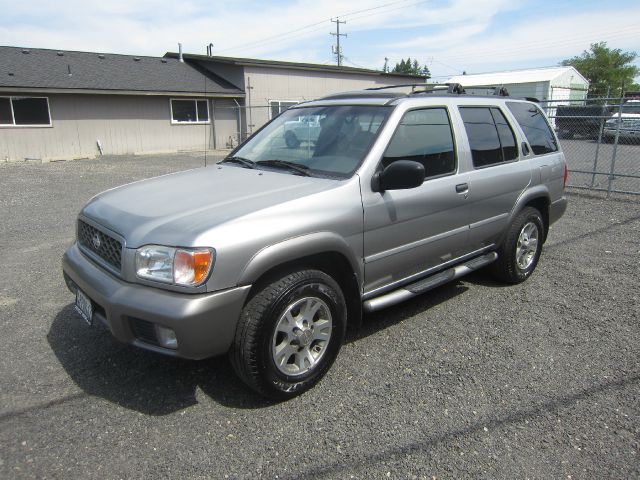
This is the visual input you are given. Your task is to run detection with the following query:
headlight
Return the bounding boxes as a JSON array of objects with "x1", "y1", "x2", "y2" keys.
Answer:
[{"x1": 135, "y1": 245, "x2": 214, "y2": 286}]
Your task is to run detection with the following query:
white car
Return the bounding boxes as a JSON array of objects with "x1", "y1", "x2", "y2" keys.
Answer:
[{"x1": 603, "y1": 100, "x2": 640, "y2": 142}]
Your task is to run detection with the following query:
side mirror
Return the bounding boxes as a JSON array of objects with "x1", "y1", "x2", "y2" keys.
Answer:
[{"x1": 371, "y1": 160, "x2": 425, "y2": 192}]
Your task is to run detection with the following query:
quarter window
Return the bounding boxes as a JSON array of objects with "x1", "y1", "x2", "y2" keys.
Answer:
[
  {"x1": 0, "y1": 96, "x2": 51, "y2": 126},
  {"x1": 506, "y1": 101, "x2": 558, "y2": 155},
  {"x1": 382, "y1": 108, "x2": 456, "y2": 179},
  {"x1": 171, "y1": 99, "x2": 209, "y2": 123},
  {"x1": 459, "y1": 106, "x2": 517, "y2": 168}
]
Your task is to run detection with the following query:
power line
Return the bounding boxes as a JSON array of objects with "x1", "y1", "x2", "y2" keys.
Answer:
[
  {"x1": 216, "y1": 0, "x2": 426, "y2": 55},
  {"x1": 437, "y1": 25, "x2": 637, "y2": 64}
]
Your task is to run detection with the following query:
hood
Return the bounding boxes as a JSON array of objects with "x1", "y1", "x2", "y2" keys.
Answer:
[{"x1": 82, "y1": 165, "x2": 342, "y2": 248}]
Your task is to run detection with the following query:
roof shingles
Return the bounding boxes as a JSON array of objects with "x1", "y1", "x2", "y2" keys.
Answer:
[{"x1": 0, "y1": 46, "x2": 243, "y2": 95}]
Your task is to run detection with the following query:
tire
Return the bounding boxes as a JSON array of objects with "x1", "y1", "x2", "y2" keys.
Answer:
[
  {"x1": 491, "y1": 207, "x2": 544, "y2": 284},
  {"x1": 229, "y1": 269, "x2": 346, "y2": 399},
  {"x1": 284, "y1": 131, "x2": 300, "y2": 148}
]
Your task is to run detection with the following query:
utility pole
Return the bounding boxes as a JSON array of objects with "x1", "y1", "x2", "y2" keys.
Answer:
[{"x1": 330, "y1": 18, "x2": 346, "y2": 66}]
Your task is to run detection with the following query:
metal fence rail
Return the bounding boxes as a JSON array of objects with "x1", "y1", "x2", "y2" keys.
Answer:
[{"x1": 541, "y1": 97, "x2": 640, "y2": 195}]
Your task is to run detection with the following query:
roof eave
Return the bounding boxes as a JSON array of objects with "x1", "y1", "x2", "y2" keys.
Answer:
[
  {"x1": 164, "y1": 52, "x2": 427, "y2": 80},
  {"x1": 0, "y1": 87, "x2": 245, "y2": 97}
]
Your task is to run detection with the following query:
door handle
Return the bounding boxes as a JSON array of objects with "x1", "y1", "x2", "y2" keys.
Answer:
[{"x1": 455, "y1": 183, "x2": 469, "y2": 193}]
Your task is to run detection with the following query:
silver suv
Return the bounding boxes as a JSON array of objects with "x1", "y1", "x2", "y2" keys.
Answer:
[{"x1": 62, "y1": 84, "x2": 568, "y2": 399}]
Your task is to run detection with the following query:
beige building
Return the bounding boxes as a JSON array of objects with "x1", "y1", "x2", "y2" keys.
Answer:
[
  {"x1": 172, "y1": 53, "x2": 426, "y2": 144},
  {"x1": 0, "y1": 46, "x2": 425, "y2": 162}
]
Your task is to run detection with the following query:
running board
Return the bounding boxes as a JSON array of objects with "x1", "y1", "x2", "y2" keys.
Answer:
[{"x1": 363, "y1": 252, "x2": 498, "y2": 312}]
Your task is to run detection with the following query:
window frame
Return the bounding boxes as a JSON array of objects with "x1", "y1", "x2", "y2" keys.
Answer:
[
  {"x1": 169, "y1": 98, "x2": 210, "y2": 125},
  {"x1": 379, "y1": 106, "x2": 458, "y2": 181},
  {"x1": 458, "y1": 105, "x2": 519, "y2": 170},
  {"x1": 269, "y1": 100, "x2": 299, "y2": 119},
  {"x1": 0, "y1": 96, "x2": 52, "y2": 128}
]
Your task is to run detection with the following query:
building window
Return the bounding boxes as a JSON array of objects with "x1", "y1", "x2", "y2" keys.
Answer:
[
  {"x1": 270, "y1": 100, "x2": 298, "y2": 119},
  {"x1": 459, "y1": 106, "x2": 517, "y2": 168},
  {"x1": 0, "y1": 96, "x2": 51, "y2": 126},
  {"x1": 382, "y1": 108, "x2": 456, "y2": 179},
  {"x1": 170, "y1": 99, "x2": 209, "y2": 123}
]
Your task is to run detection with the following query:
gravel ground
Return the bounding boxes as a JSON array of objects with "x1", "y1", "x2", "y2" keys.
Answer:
[{"x1": 0, "y1": 154, "x2": 638, "y2": 479}]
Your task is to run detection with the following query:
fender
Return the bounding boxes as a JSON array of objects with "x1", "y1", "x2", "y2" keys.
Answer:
[
  {"x1": 237, "y1": 231, "x2": 363, "y2": 288},
  {"x1": 500, "y1": 185, "x2": 551, "y2": 245}
]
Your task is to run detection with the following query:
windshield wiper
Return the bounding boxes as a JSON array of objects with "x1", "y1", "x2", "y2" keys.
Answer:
[
  {"x1": 221, "y1": 156, "x2": 257, "y2": 169},
  {"x1": 256, "y1": 160, "x2": 312, "y2": 176}
]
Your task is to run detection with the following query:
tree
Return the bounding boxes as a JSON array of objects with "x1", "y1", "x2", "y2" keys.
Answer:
[
  {"x1": 391, "y1": 57, "x2": 431, "y2": 79},
  {"x1": 561, "y1": 42, "x2": 639, "y2": 97}
]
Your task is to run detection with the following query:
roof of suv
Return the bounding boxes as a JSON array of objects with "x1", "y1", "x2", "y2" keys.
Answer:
[{"x1": 296, "y1": 83, "x2": 536, "y2": 108}]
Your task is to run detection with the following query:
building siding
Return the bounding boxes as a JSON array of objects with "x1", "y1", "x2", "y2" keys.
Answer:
[
  {"x1": 244, "y1": 66, "x2": 422, "y2": 134},
  {"x1": 0, "y1": 93, "x2": 220, "y2": 161}
]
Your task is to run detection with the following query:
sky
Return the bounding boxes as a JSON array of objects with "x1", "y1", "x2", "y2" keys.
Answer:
[{"x1": 0, "y1": 0, "x2": 638, "y2": 80}]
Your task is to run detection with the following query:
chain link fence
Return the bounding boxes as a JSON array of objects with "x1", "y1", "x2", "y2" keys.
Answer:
[{"x1": 541, "y1": 97, "x2": 640, "y2": 195}]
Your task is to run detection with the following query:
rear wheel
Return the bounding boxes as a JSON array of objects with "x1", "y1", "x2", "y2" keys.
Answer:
[
  {"x1": 491, "y1": 207, "x2": 544, "y2": 284},
  {"x1": 230, "y1": 269, "x2": 346, "y2": 399}
]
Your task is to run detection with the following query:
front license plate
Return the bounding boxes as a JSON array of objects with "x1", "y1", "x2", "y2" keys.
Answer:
[{"x1": 75, "y1": 289, "x2": 93, "y2": 325}]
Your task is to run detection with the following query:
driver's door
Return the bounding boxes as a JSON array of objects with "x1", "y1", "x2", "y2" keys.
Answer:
[{"x1": 361, "y1": 107, "x2": 471, "y2": 295}]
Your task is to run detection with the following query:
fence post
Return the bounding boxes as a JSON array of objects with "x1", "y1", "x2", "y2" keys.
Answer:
[
  {"x1": 590, "y1": 101, "x2": 606, "y2": 188},
  {"x1": 606, "y1": 97, "x2": 624, "y2": 196}
]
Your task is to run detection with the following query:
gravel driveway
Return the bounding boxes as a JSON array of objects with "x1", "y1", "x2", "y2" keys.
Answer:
[{"x1": 1, "y1": 154, "x2": 638, "y2": 479}]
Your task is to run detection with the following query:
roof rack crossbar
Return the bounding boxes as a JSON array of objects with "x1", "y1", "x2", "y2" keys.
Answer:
[
  {"x1": 460, "y1": 84, "x2": 510, "y2": 96},
  {"x1": 365, "y1": 83, "x2": 429, "y2": 91}
]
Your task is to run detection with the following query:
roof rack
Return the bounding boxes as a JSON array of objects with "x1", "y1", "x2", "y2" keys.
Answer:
[
  {"x1": 365, "y1": 83, "x2": 465, "y2": 94},
  {"x1": 320, "y1": 83, "x2": 517, "y2": 102},
  {"x1": 365, "y1": 83, "x2": 510, "y2": 97}
]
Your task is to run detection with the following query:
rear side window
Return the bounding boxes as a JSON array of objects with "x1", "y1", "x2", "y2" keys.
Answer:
[
  {"x1": 382, "y1": 108, "x2": 456, "y2": 179},
  {"x1": 459, "y1": 107, "x2": 517, "y2": 168},
  {"x1": 507, "y1": 101, "x2": 558, "y2": 155}
]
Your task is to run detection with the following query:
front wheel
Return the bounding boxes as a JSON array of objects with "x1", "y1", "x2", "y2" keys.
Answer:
[
  {"x1": 491, "y1": 207, "x2": 544, "y2": 284},
  {"x1": 229, "y1": 270, "x2": 346, "y2": 399}
]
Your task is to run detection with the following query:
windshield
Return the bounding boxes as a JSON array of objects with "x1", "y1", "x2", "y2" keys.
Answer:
[{"x1": 228, "y1": 105, "x2": 391, "y2": 178}]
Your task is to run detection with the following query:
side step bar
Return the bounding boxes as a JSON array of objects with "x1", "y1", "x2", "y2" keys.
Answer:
[{"x1": 363, "y1": 252, "x2": 498, "y2": 312}]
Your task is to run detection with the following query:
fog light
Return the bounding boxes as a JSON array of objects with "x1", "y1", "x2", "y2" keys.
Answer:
[{"x1": 155, "y1": 325, "x2": 178, "y2": 349}]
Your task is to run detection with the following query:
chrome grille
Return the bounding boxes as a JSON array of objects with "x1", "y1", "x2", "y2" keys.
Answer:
[{"x1": 77, "y1": 220, "x2": 122, "y2": 270}]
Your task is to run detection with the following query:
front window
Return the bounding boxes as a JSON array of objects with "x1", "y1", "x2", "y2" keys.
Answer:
[
  {"x1": 382, "y1": 108, "x2": 456, "y2": 179},
  {"x1": 227, "y1": 105, "x2": 391, "y2": 178}
]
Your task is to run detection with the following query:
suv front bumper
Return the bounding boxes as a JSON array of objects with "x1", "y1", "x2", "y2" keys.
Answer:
[{"x1": 62, "y1": 243, "x2": 251, "y2": 360}]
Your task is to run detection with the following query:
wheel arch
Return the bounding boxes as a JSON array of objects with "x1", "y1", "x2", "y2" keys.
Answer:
[
  {"x1": 509, "y1": 187, "x2": 551, "y2": 242},
  {"x1": 238, "y1": 233, "x2": 363, "y2": 329}
]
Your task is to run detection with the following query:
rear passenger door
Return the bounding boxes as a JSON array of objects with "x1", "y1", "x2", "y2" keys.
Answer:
[
  {"x1": 458, "y1": 106, "x2": 532, "y2": 250},
  {"x1": 362, "y1": 107, "x2": 471, "y2": 295}
]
